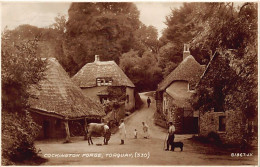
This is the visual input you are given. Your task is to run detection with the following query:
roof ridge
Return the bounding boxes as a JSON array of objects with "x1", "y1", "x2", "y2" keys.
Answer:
[
  {"x1": 158, "y1": 54, "x2": 205, "y2": 91},
  {"x1": 72, "y1": 60, "x2": 135, "y2": 88}
]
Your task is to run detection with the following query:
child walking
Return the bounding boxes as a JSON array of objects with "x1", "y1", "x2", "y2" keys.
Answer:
[{"x1": 134, "y1": 129, "x2": 138, "y2": 139}]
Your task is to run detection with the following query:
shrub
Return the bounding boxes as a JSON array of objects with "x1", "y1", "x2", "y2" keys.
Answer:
[{"x1": 2, "y1": 111, "x2": 40, "y2": 165}]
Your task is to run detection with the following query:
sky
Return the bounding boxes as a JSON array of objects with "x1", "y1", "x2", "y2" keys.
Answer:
[{"x1": 1, "y1": 1, "x2": 182, "y2": 37}]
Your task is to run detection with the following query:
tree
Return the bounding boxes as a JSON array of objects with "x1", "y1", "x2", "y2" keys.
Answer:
[
  {"x1": 158, "y1": 42, "x2": 181, "y2": 77},
  {"x1": 190, "y1": 3, "x2": 257, "y2": 57},
  {"x1": 158, "y1": 3, "x2": 204, "y2": 77},
  {"x1": 64, "y1": 2, "x2": 141, "y2": 76},
  {"x1": 1, "y1": 30, "x2": 46, "y2": 165},
  {"x1": 134, "y1": 24, "x2": 160, "y2": 54},
  {"x1": 191, "y1": 2, "x2": 257, "y2": 120},
  {"x1": 50, "y1": 13, "x2": 67, "y2": 33},
  {"x1": 119, "y1": 50, "x2": 162, "y2": 92},
  {"x1": 163, "y1": 3, "x2": 200, "y2": 45}
]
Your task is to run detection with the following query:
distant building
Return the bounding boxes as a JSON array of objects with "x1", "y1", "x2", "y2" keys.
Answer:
[
  {"x1": 197, "y1": 51, "x2": 257, "y2": 145},
  {"x1": 28, "y1": 58, "x2": 105, "y2": 139},
  {"x1": 72, "y1": 55, "x2": 136, "y2": 113},
  {"x1": 155, "y1": 44, "x2": 205, "y2": 133}
]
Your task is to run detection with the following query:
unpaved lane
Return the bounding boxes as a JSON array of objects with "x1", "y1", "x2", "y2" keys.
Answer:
[{"x1": 35, "y1": 92, "x2": 257, "y2": 165}]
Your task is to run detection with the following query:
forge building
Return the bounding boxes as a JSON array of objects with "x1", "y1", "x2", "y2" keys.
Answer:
[{"x1": 28, "y1": 58, "x2": 105, "y2": 139}]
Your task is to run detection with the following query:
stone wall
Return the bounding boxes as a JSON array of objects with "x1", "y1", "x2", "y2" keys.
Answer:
[
  {"x1": 173, "y1": 108, "x2": 185, "y2": 134},
  {"x1": 154, "y1": 91, "x2": 167, "y2": 129},
  {"x1": 199, "y1": 110, "x2": 245, "y2": 145},
  {"x1": 163, "y1": 92, "x2": 184, "y2": 134},
  {"x1": 155, "y1": 91, "x2": 189, "y2": 133},
  {"x1": 155, "y1": 92, "x2": 163, "y2": 112}
]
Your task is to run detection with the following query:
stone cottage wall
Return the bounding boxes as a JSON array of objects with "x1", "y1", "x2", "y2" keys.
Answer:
[
  {"x1": 164, "y1": 93, "x2": 184, "y2": 134},
  {"x1": 199, "y1": 110, "x2": 245, "y2": 144},
  {"x1": 154, "y1": 91, "x2": 167, "y2": 128},
  {"x1": 155, "y1": 91, "x2": 163, "y2": 114},
  {"x1": 171, "y1": 108, "x2": 184, "y2": 134}
]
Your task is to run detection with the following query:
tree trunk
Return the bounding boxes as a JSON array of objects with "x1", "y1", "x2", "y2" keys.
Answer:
[{"x1": 64, "y1": 119, "x2": 71, "y2": 143}]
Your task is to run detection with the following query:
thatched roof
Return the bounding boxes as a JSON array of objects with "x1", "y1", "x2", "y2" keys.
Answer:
[
  {"x1": 196, "y1": 51, "x2": 220, "y2": 87},
  {"x1": 166, "y1": 86, "x2": 193, "y2": 108},
  {"x1": 28, "y1": 58, "x2": 105, "y2": 119},
  {"x1": 158, "y1": 55, "x2": 205, "y2": 91},
  {"x1": 72, "y1": 60, "x2": 135, "y2": 88}
]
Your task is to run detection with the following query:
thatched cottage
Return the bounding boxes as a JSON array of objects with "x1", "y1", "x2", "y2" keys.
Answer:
[
  {"x1": 72, "y1": 55, "x2": 136, "y2": 113},
  {"x1": 155, "y1": 44, "x2": 205, "y2": 134},
  {"x1": 28, "y1": 58, "x2": 105, "y2": 140},
  {"x1": 197, "y1": 51, "x2": 257, "y2": 145}
]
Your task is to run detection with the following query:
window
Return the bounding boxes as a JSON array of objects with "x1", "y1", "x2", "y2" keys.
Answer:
[
  {"x1": 219, "y1": 116, "x2": 226, "y2": 131},
  {"x1": 163, "y1": 98, "x2": 167, "y2": 112},
  {"x1": 188, "y1": 83, "x2": 195, "y2": 92},
  {"x1": 96, "y1": 77, "x2": 112, "y2": 86}
]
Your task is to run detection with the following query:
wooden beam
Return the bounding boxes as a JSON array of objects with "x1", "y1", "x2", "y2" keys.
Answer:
[
  {"x1": 84, "y1": 117, "x2": 88, "y2": 140},
  {"x1": 29, "y1": 108, "x2": 102, "y2": 121},
  {"x1": 29, "y1": 108, "x2": 64, "y2": 119},
  {"x1": 64, "y1": 118, "x2": 71, "y2": 143}
]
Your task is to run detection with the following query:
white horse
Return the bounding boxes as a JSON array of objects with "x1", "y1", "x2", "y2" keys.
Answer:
[{"x1": 86, "y1": 123, "x2": 111, "y2": 145}]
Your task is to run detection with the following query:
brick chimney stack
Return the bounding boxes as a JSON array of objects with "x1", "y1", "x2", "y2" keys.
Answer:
[
  {"x1": 183, "y1": 44, "x2": 190, "y2": 60},
  {"x1": 95, "y1": 55, "x2": 100, "y2": 62}
]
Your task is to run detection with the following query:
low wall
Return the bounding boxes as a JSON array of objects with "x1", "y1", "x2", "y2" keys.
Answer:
[{"x1": 199, "y1": 110, "x2": 245, "y2": 145}]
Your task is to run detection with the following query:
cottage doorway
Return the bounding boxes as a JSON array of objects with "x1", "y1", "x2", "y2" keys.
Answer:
[
  {"x1": 43, "y1": 120, "x2": 50, "y2": 138},
  {"x1": 183, "y1": 108, "x2": 198, "y2": 134},
  {"x1": 193, "y1": 117, "x2": 199, "y2": 133}
]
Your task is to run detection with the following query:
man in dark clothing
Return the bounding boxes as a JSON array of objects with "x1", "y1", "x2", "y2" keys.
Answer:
[
  {"x1": 165, "y1": 122, "x2": 175, "y2": 151},
  {"x1": 147, "y1": 97, "x2": 151, "y2": 108}
]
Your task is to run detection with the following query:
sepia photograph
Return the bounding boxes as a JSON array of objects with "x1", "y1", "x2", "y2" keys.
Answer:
[{"x1": 1, "y1": 1, "x2": 258, "y2": 166}]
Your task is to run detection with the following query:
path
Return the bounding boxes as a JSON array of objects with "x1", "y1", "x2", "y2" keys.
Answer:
[{"x1": 35, "y1": 92, "x2": 257, "y2": 165}]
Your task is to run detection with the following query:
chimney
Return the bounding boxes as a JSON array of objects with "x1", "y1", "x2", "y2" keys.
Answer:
[
  {"x1": 183, "y1": 44, "x2": 190, "y2": 60},
  {"x1": 95, "y1": 55, "x2": 100, "y2": 62}
]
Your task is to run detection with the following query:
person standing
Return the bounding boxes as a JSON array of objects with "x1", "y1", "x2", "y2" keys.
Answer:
[
  {"x1": 147, "y1": 97, "x2": 151, "y2": 108},
  {"x1": 165, "y1": 122, "x2": 175, "y2": 151},
  {"x1": 103, "y1": 122, "x2": 110, "y2": 145},
  {"x1": 142, "y1": 122, "x2": 149, "y2": 139},
  {"x1": 104, "y1": 121, "x2": 109, "y2": 134},
  {"x1": 119, "y1": 119, "x2": 126, "y2": 145},
  {"x1": 134, "y1": 129, "x2": 138, "y2": 139}
]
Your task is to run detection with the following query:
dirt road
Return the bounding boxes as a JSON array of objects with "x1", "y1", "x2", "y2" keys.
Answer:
[{"x1": 35, "y1": 93, "x2": 257, "y2": 165}]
